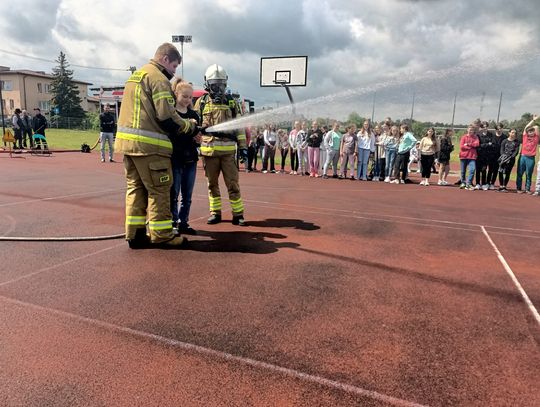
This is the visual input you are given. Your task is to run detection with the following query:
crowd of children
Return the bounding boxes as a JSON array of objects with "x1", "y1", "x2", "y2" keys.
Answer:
[{"x1": 245, "y1": 116, "x2": 540, "y2": 195}]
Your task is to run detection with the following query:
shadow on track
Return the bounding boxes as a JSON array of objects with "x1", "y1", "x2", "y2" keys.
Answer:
[
  {"x1": 246, "y1": 218, "x2": 320, "y2": 231},
  {"x1": 187, "y1": 230, "x2": 300, "y2": 254}
]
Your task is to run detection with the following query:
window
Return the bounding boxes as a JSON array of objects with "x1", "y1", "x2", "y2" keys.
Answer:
[
  {"x1": 37, "y1": 83, "x2": 42, "y2": 93},
  {"x1": 1, "y1": 80, "x2": 13, "y2": 91},
  {"x1": 9, "y1": 99, "x2": 14, "y2": 109},
  {"x1": 38, "y1": 100, "x2": 50, "y2": 112},
  {"x1": 44, "y1": 83, "x2": 51, "y2": 93}
]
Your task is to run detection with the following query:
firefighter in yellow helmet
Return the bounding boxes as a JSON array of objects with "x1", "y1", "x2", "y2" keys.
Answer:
[
  {"x1": 115, "y1": 43, "x2": 197, "y2": 249},
  {"x1": 194, "y1": 64, "x2": 248, "y2": 226}
]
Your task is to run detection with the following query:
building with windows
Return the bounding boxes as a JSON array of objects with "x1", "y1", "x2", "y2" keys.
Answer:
[{"x1": 0, "y1": 66, "x2": 92, "y2": 116}]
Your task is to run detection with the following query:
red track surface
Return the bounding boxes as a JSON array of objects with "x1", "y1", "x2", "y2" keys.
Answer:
[{"x1": 1, "y1": 152, "x2": 539, "y2": 406}]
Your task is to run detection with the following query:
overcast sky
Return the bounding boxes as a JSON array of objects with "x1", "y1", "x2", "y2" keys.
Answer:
[{"x1": 1, "y1": 0, "x2": 539, "y2": 123}]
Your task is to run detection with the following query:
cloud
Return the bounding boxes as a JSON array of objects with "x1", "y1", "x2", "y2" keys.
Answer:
[{"x1": 1, "y1": 0, "x2": 539, "y2": 122}]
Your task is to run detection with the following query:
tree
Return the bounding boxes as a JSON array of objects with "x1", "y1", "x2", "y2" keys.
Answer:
[
  {"x1": 346, "y1": 112, "x2": 366, "y2": 128},
  {"x1": 50, "y1": 51, "x2": 85, "y2": 119}
]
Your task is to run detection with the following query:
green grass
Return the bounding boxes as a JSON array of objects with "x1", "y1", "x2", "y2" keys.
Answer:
[{"x1": 44, "y1": 128, "x2": 100, "y2": 150}]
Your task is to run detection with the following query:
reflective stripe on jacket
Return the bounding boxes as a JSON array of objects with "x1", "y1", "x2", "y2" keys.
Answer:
[
  {"x1": 194, "y1": 94, "x2": 246, "y2": 157},
  {"x1": 115, "y1": 60, "x2": 192, "y2": 157}
]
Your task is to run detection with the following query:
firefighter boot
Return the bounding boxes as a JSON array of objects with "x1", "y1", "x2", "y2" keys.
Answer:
[
  {"x1": 128, "y1": 228, "x2": 151, "y2": 249},
  {"x1": 153, "y1": 236, "x2": 188, "y2": 249},
  {"x1": 232, "y1": 215, "x2": 246, "y2": 226},
  {"x1": 207, "y1": 214, "x2": 222, "y2": 224}
]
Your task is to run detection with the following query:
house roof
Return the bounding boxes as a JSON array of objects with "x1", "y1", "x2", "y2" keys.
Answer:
[{"x1": 0, "y1": 68, "x2": 92, "y2": 85}]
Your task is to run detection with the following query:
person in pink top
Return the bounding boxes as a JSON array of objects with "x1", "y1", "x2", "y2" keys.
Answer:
[
  {"x1": 459, "y1": 125, "x2": 480, "y2": 190},
  {"x1": 516, "y1": 115, "x2": 539, "y2": 194}
]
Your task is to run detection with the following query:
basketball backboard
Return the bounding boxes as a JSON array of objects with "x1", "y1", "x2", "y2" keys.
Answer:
[{"x1": 260, "y1": 56, "x2": 308, "y2": 87}]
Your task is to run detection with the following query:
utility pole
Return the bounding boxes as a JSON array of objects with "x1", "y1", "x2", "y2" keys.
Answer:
[
  {"x1": 451, "y1": 92, "x2": 457, "y2": 130},
  {"x1": 371, "y1": 92, "x2": 376, "y2": 123},
  {"x1": 496, "y1": 91, "x2": 503, "y2": 124},
  {"x1": 479, "y1": 91, "x2": 486, "y2": 118},
  {"x1": 172, "y1": 35, "x2": 192, "y2": 79},
  {"x1": 410, "y1": 91, "x2": 416, "y2": 123}
]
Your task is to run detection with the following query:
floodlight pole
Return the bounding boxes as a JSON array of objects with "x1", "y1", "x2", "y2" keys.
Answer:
[{"x1": 172, "y1": 35, "x2": 192, "y2": 79}]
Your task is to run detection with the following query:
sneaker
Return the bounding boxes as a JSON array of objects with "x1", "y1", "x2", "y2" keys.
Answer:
[
  {"x1": 232, "y1": 215, "x2": 246, "y2": 226},
  {"x1": 101, "y1": 158, "x2": 105, "y2": 163},
  {"x1": 466, "y1": 184, "x2": 475, "y2": 190},
  {"x1": 390, "y1": 179, "x2": 399, "y2": 184},
  {"x1": 532, "y1": 191, "x2": 539, "y2": 196},
  {"x1": 425, "y1": 181, "x2": 430, "y2": 186},
  {"x1": 442, "y1": 181, "x2": 449, "y2": 186},
  {"x1": 207, "y1": 214, "x2": 222, "y2": 224},
  {"x1": 460, "y1": 183, "x2": 466, "y2": 189},
  {"x1": 488, "y1": 184, "x2": 495, "y2": 190},
  {"x1": 372, "y1": 178, "x2": 379, "y2": 182},
  {"x1": 109, "y1": 158, "x2": 115, "y2": 162},
  {"x1": 384, "y1": 177, "x2": 390, "y2": 183},
  {"x1": 332, "y1": 174, "x2": 339, "y2": 179},
  {"x1": 262, "y1": 170, "x2": 268, "y2": 174},
  {"x1": 270, "y1": 170, "x2": 276, "y2": 173},
  {"x1": 501, "y1": 187, "x2": 508, "y2": 193},
  {"x1": 482, "y1": 184, "x2": 489, "y2": 191},
  {"x1": 419, "y1": 180, "x2": 425, "y2": 186},
  {"x1": 525, "y1": 190, "x2": 532, "y2": 195},
  {"x1": 314, "y1": 174, "x2": 320, "y2": 178},
  {"x1": 400, "y1": 180, "x2": 405, "y2": 184},
  {"x1": 322, "y1": 175, "x2": 329, "y2": 179},
  {"x1": 289, "y1": 171, "x2": 294, "y2": 175},
  {"x1": 350, "y1": 176, "x2": 355, "y2": 180},
  {"x1": 517, "y1": 190, "x2": 524, "y2": 194},
  {"x1": 475, "y1": 184, "x2": 482, "y2": 190},
  {"x1": 152, "y1": 236, "x2": 188, "y2": 249},
  {"x1": 437, "y1": 180, "x2": 443, "y2": 185}
]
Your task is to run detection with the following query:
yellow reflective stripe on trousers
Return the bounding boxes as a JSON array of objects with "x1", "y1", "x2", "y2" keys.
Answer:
[
  {"x1": 209, "y1": 196, "x2": 222, "y2": 210},
  {"x1": 133, "y1": 84, "x2": 142, "y2": 129},
  {"x1": 200, "y1": 145, "x2": 236, "y2": 153},
  {"x1": 116, "y1": 132, "x2": 173, "y2": 149},
  {"x1": 126, "y1": 215, "x2": 146, "y2": 226},
  {"x1": 237, "y1": 134, "x2": 246, "y2": 141},
  {"x1": 230, "y1": 198, "x2": 244, "y2": 213},
  {"x1": 148, "y1": 220, "x2": 173, "y2": 230}
]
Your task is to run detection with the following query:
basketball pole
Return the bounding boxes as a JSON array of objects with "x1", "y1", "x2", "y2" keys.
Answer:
[{"x1": 280, "y1": 83, "x2": 296, "y2": 115}]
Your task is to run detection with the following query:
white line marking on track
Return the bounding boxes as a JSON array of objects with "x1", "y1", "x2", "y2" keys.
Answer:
[
  {"x1": 0, "y1": 187, "x2": 125, "y2": 208},
  {"x1": 0, "y1": 295, "x2": 428, "y2": 407},
  {"x1": 481, "y1": 226, "x2": 540, "y2": 326},
  {"x1": 0, "y1": 243, "x2": 125, "y2": 287}
]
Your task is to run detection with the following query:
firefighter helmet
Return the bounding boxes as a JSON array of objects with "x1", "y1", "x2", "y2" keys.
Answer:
[{"x1": 204, "y1": 64, "x2": 228, "y2": 99}]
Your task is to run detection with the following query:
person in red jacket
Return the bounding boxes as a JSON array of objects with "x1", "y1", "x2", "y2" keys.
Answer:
[{"x1": 459, "y1": 125, "x2": 480, "y2": 190}]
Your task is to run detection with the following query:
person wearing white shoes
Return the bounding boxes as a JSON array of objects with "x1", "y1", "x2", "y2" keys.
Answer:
[
  {"x1": 384, "y1": 125, "x2": 400, "y2": 182},
  {"x1": 419, "y1": 127, "x2": 439, "y2": 186}
]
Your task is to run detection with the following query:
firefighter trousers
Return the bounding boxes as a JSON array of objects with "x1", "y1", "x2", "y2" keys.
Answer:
[
  {"x1": 202, "y1": 154, "x2": 244, "y2": 216},
  {"x1": 123, "y1": 154, "x2": 175, "y2": 243}
]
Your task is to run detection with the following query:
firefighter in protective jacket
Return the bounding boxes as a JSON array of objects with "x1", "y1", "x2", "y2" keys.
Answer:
[
  {"x1": 115, "y1": 43, "x2": 196, "y2": 248},
  {"x1": 194, "y1": 64, "x2": 248, "y2": 226}
]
